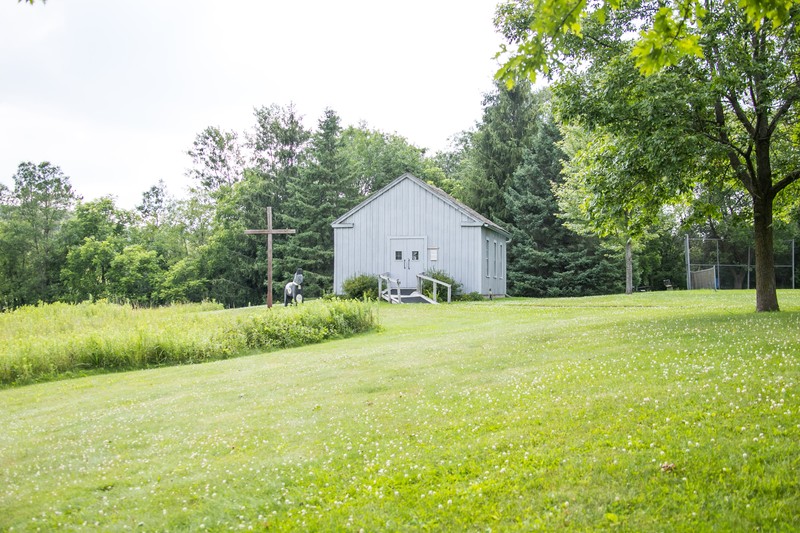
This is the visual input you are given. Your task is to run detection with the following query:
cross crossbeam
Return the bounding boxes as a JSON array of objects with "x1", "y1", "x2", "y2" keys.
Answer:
[{"x1": 244, "y1": 206, "x2": 296, "y2": 308}]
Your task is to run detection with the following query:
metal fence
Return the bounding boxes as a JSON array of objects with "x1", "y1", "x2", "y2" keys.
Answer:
[{"x1": 684, "y1": 236, "x2": 796, "y2": 290}]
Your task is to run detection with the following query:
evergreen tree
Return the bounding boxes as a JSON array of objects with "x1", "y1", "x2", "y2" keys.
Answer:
[
  {"x1": 460, "y1": 81, "x2": 538, "y2": 223},
  {"x1": 282, "y1": 109, "x2": 355, "y2": 296},
  {"x1": 504, "y1": 105, "x2": 623, "y2": 296}
]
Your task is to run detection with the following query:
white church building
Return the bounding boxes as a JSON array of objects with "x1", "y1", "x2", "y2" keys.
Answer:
[{"x1": 332, "y1": 173, "x2": 510, "y2": 297}]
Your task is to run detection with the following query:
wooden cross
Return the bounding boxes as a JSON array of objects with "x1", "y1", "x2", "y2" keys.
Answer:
[{"x1": 244, "y1": 206, "x2": 296, "y2": 308}]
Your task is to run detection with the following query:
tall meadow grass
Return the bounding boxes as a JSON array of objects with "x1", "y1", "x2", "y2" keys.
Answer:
[{"x1": 0, "y1": 299, "x2": 378, "y2": 387}]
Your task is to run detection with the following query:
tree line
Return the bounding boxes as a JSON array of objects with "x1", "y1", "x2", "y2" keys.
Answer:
[
  {"x1": 2, "y1": 77, "x2": 797, "y2": 310},
  {"x1": 11, "y1": 0, "x2": 798, "y2": 315}
]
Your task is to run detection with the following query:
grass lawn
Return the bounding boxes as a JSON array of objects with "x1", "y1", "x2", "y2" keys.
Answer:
[{"x1": 1, "y1": 291, "x2": 798, "y2": 531}]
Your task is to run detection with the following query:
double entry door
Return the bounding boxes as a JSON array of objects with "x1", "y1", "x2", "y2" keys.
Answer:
[{"x1": 390, "y1": 237, "x2": 425, "y2": 288}]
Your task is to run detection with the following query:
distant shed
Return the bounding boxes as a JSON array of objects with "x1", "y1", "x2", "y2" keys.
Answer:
[{"x1": 332, "y1": 173, "x2": 510, "y2": 296}]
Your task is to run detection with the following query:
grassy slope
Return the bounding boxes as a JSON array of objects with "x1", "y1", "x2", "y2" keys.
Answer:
[{"x1": 1, "y1": 291, "x2": 798, "y2": 531}]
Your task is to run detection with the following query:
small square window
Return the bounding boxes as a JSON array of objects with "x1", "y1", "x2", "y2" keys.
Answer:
[
  {"x1": 411, "y1": 251, "x2": 419, "y2": 261},
  {"x1": 395, "y1": 251, "x2": 403, "y2": 260}
]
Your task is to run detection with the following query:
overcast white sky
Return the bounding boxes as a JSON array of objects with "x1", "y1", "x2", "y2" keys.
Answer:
[{"x1": 0, "y1": 1, "x2": 504, "y2": 208}]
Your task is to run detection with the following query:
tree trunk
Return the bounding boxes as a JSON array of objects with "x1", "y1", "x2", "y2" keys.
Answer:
[
  {"x1": 753, "y1": 194, "x2": 779, "y2": 311},
  {"x1": 625, "y1": 237, "x2": 633, "y2": 295}
]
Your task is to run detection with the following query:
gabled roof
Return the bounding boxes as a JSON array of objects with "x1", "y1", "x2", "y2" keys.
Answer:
[{"x1": 332, "y1": 173, "x2": 511, "y2": 238}]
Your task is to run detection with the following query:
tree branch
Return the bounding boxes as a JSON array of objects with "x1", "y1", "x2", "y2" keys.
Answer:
[
  {"x1": 725, "y1": 94, "x2": 756, "y2": 137},
  {"x1": 767, "y1": 88, "x2": 799, "y2": 136},
  {"x1": 708, "y1": 44, "x2": 756, "y2": 138},
  {"x1": 713, "y1": 98, "x2": 756, "y2": 195},
  {"x1": 771, "y1": 169, "x2": 800, "y2": 197}
]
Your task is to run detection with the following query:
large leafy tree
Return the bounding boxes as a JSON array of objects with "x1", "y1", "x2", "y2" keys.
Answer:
[
  {"x1": 60, "y1": 196, "x2": 129, "y2": 247},
  {"x1": 340, "y1": 125, "x2": 435, "y2": 196},
  {"x1": 251, "y1": 103, "x2": 309, "y2": 201},
  {"x1": 440, "y1": 84, "x2": 624, "y2": 297},
  {"x1": 61, "y1": 237, "x2": 120, "y2": 302},
  {"x1": 247, "y1": 104, "x2": 310, "y2": 300},
  {"x1": 0, "y1": 162, "x2": 77, "y2": 306},
  {"x1": 107, "y1": 245, "x2": 164, "y2": 306},
  {"x1": 496, "y1": 0, "x2": 800, "y2": 311},
  {"x1": 494, "y1": 0, "x2": 797, "y2": 80},
  {"x1": 186, "y1": 126, "x2": 245, "y2": 194},
  {"x1": 134, "y1": 180, "x2": 188, "y2": 265},
  {"x1": 190, "y1": 104, "x2": 311, "y2": 307},
  {"x1": 556, "y1": 128, "x2": 676, "y2": 293},
  {"x1": 59, "y1": 197, "x2": 131, "y2": 302}
]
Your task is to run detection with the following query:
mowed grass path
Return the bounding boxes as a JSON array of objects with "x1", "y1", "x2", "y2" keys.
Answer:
[{"x1": 1, "y1": 291, "x2": 798, "y2": 531}]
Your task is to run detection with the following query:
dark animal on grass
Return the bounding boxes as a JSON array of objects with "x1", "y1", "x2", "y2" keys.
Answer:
[{"x1": 284, "y1": 268, "x2": 304, "y2": 306}]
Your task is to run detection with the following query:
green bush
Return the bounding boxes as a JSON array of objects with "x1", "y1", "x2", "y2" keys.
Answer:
[
  {"x1": 342, "y1": 273, "x2": 379, "y2": 300},
  {"x1": 458, "y1": 291, "x2": 485, "y2": 301},
  {"x1": 421, "y1": 268, "x2": 462, "y2": 302},
  {"x1": 225, "y1": 299, "x2": 377, "y2": 352}
]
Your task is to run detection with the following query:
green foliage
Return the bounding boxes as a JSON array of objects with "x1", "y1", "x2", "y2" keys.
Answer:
[
  {"x1": 107, "y1": 245, "x2": 164, "y2": 305},
  {"x1": 186, "y1": 126, "x2": 244, "y2": 193},
  {"x1": 61, "y1": 236, "x2": 119, "y2": 302},
  {"x1": 457, "y1": 291, "x2": 485, "y2": 301},
  {"x1": 508, "y1": 231, "x2": 625, "y2": 296},
  {"x1": 0, "y1": 299, "x2": 378, "y2": 387},
  {"x1": 137, "y1": 179, "x2": 170, "y2": 227},
  {"x1": 555, "y1": 126, "x2": 682, "y2": 293},
  {"x1": 630, "y1": 5, "x2": 705, "y2": 75},
  {"x1": 340, "y1": 125, "x2": 438, "y2": 195},
  {"x1": 341, "y1": 273, "x2": 379, "y2": 300},
  {"x1": 457, "y1": 80, "x2": 540, "y2": 223},
  {"x1": 494, "y1": 0, "x2": 796, "y2": 82},
  {"x1": 501, "y1": 97, "x2": 625, "y2": 297},
  {"x1": 446, "y1": 85, "x2": 627, "y2": 298},
  {"x1": 557, "y1": 129, "x2": 664, "y2": 240},
  {"x1": 159, "y1": 256, "x2": 210, "y2": 303},
  {"x1": 634, "y1": 226, "x2": 686, "y2": 290},
  {"x1": 225, "y1": 299, "x2": 377, "y2": 351},
  {"x1": 511, "y1": 0, "x2": 800, "y2": 310},
  {"x1": 0, "y1": 162, "x2": 77, "y2": 307},
  {"x1": 282, "y1": 109, "x2": 356, "y2": 296},
  {"x1": 60, "y1": 196, "x2": 130, "y2": 247}
]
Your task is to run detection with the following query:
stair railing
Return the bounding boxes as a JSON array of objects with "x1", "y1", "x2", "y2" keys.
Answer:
[
  {"x1": 378, "y1": 273, "x2": 402, "y2": 304},
  {"x1": 416, "y1": 274, "x2": 452, "y2": 303}
]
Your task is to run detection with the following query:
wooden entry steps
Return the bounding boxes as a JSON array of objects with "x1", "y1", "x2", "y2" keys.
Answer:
[{"x1": 379, "y1": 275, "x2": 436, "y2": 304}]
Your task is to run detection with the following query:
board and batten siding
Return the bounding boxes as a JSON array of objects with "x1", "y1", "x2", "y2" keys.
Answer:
[
  {"x1": 480, "y1": 227, "x2": 508, "y2": 297},
  {"x1": 333, "y1": 174, "x2": 509, "y2": 296}
]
